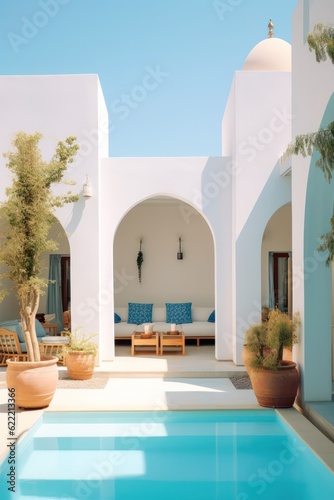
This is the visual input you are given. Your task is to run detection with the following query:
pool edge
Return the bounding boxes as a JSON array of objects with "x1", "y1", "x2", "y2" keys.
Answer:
[{"x1": 276, "y1": 407, "x2": 334, "y2": 474}]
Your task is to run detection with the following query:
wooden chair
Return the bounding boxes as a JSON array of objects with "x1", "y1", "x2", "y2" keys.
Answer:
[
  {"x1": 0, "y1": 328, "x2": 28, "y2": 366},
  {"x1": 39, "y1": 342, "x2": 67, "y2": 365}
]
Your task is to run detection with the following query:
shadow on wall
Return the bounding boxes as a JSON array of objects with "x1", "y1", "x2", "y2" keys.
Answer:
[{"x1": 113, "y1": 195, "x2": 215, "y2": 307}]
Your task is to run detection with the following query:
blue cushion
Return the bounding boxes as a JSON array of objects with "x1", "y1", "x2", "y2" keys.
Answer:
[
  {"x1": 127, "y1": 303, "x2": 153, "y2": 325},
  {"x1": 208, "y1": 310, "x2": 215, "y2": 323},
  {"x1": 0, "y1": 319, "x2": 46, "y2": 353},
  {"x1": 166, "y1": 302, "x2": 192, "y2": 324},
  {"x1": 35, "y1": 320, "x2": 46, "y2": 339},
  {"x1": 114, "y1": 312, "x2": 121, "y2": 323},
  {"x1": 0, "y1": 320, "x2": 22, "y2": 340}
]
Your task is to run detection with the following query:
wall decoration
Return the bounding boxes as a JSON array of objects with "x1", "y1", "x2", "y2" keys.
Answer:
[
  {"x1": 136, "y1": 237, "x2": 144, "y2": 283},
  {"x1": 177, "y1": 236, "x2": 183, "y2": 260}
]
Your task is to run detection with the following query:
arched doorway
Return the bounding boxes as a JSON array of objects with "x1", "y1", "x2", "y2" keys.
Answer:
[
  {"x1": 302, "y1": 93, "x2": 334, "y2": 400},
  {"x1": 113, "y1": 195, "x2": 215, "y2": 355},
  {"x1": 0, "y1": 216, "x2": 70, "y2": 330},
  {"x1": 261, "y1": 203, "x2": 292, "y2": 314},
  {"x1": 42, "y1": 219, "x2": 71, "y2": 333}
]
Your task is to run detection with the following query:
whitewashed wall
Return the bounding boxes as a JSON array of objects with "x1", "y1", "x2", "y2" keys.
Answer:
[
  {"x1": 0, "y1": 74, "x2": 108, "y2": 363},
  {"x1": 222, "y1": 67, "x2": 292, "y2": 364},
  {"x1": 99, "y1": 156, "x2": 233, "y2": 361},
  {"x1": 292, "y1": 0, "x2": 334, "y2": 401},
  {"x1": 113, "y1": 200, "x2": 214, "y2": 307}
]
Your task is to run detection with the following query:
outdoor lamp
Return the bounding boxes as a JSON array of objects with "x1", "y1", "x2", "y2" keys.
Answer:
[{"x1": 83, "y1": 174, "x2": 92, "y2": 198}]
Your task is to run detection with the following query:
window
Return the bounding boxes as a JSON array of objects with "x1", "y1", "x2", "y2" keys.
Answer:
[
  {"x1": 269, "y1": 252, "x2": 291, "y2": 313},
  {"x1": 273, "y1": 252, "x2": 289, "y2": 313}
]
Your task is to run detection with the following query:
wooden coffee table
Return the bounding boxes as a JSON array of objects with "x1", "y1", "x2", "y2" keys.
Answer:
[
  {"x1": 160, "y1": 332, "x2": 185, "y2": 355},
  {"x1": 131, "y1": 332, "x2": 159, "y2": 356}
]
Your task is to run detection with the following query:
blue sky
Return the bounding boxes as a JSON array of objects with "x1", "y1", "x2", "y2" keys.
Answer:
[{"x1": 0, "y1": 0, "x2": 297, "y2": 157}]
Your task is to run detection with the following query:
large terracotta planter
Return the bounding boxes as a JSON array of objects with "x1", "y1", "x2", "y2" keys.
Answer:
[
  {"x1": 66, "y1": 352, "x2": 96, "y2": 380},
  {"x1": 242, "y1": 344, "x2": 253, "y2": 375},
  {"x1": 249, "y1": 361, "x2": 299, "y2": 408},
  {"x1": 6, "y1": 356, "x2": 58, "y2": 409}
]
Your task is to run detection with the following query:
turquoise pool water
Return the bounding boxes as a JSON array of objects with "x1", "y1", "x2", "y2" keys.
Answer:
[{"x1": 0, "y1": 410, "x2": 333, "y2": 499}]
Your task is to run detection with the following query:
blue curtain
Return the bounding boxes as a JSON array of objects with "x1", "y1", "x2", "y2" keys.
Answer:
[
  {"x1": 268, "y1": 252, "x2": 275, "y2": 308},
  {"x1": 46, "y1": 255, "x2": 64, "y2": 333}
]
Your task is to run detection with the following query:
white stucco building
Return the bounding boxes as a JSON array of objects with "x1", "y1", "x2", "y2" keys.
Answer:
[{"x1": 0, "y1": 0, "x2": 333, "y2": 404}]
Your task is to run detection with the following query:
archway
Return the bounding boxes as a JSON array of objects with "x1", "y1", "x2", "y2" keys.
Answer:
[
  {"x1": 0, "y1": 216, "x2": 70, "y2": 333},
  {"x1": 303, "y1": 93, "x2": 334, "y2": 400},
  {"x1": 261, "y1": 203, "x2": 292, "y2": 313},
  {"x1": 113, "y1": 195, "x2": 215, "y2": 355},
  {"x1": 41, "y1": 218, "x2": 71, "y2": 333}
]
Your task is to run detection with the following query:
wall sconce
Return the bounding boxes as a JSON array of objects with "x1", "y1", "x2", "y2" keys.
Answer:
[
  {"x1": 83, "y1": 174, "x2": 92, "y2": 198},
  {"x1": 177, "y1": 236, "x2": 183, "y2": 260}
]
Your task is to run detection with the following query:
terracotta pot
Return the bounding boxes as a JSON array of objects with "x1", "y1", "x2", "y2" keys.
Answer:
[
  {"x1": 6, "y1": 356, "x2": 58, "y2": 409},
  {"x1": 249, "y1": 361, "x2": 299, "y2": 408},
  {"x1": 66, "y1": 352, "x2": 96, "y2": 380},
  {"x1": 242, "y1": 344, "x2": 253, "y2": 375}
]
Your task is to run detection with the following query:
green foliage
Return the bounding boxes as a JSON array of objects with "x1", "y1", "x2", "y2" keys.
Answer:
[
  {"x1": 244, "y1": 323, "x2": 267, "y2": 369},
  {"x1": 307, "y1": 23, "x2": 334, "y2": 64},
  {"x1": 266, "y1": 309, "x2": 299, "y2": 362},
  {"x1": 64, "y1": 329, "x2": 98, "y2": 356},
  {"x1": 245, "y1": 310, "x2": 300, "y2": 371},
  {"x1": 0, "y1": 132, "x2": 79, "y2": 361},
  {"x1": 286, "y1": 122, "x2": 334, "y2": 182},
  {"x1": 0, "y1": 132, "x2": 79, "y2": 290},
  {"x1": 317, "y1": 215, "x2": 334, "y2": 266}
]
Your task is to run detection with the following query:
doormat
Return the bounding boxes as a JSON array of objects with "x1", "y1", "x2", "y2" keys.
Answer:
[
  {"x1": 229, "y1": 376, "x2": 252, "y2": 390},
  {"x1": 57, "y1": 376, "x2": 109, "y2": 389}
]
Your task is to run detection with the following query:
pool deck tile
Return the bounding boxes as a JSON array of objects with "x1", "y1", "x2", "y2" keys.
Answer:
[
  {"x1": 277, "y1": 408, "x2": 334, "y2": 473},
  {"x1": 47, "y1": 377, "x2": 259, "y2": 411}
]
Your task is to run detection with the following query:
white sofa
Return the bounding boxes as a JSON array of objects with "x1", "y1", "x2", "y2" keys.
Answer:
[{"x1": 114, "y1": 306, "x2": 215, "y2": 346}]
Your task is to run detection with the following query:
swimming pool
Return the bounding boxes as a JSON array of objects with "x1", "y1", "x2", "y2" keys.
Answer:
[{"x1": 0, "y1": 410, "x2": 333, "y2": 499}]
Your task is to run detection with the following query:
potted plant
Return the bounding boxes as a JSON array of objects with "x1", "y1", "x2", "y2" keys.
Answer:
[
  {"x1": 242, "y1": 323, "x2": 267, "y2": 373},
  {"x1": 244, "y1": 309, "x2": 300, "y2": 408},
  {"x1": 63, "y1": 329, "x2": 98, "y2": 380},
  {"x1": 0, "y1": 131, "x2": 79, "y2": 408}
]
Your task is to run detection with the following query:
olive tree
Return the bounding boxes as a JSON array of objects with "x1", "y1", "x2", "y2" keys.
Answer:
[{"x1": 0, "y1": 132, "x2": 79, "y2": 361}]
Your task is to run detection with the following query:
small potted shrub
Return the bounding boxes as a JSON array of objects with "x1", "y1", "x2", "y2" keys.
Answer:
[
  {"x1": 244, "y1": 309, "x2": 300, "y2": 408},
  {"x1": 242, "y1": 323, "x2": 267, "y2": 373},
  {"x1": 64, "y1": 329, "x2": 98, "y2": 380}
]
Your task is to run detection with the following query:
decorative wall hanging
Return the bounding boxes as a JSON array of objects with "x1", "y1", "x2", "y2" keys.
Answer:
[
  {"x1": 177, "y1": 236, "x2": 183, "y2": 260},
  {"x1": 136, "y1": 237, "x2": 144, "y2": 283}
]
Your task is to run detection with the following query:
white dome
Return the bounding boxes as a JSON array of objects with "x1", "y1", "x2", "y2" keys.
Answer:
[{"x1": 242, "y1": 37, "x2": 291, "y2": 72}]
